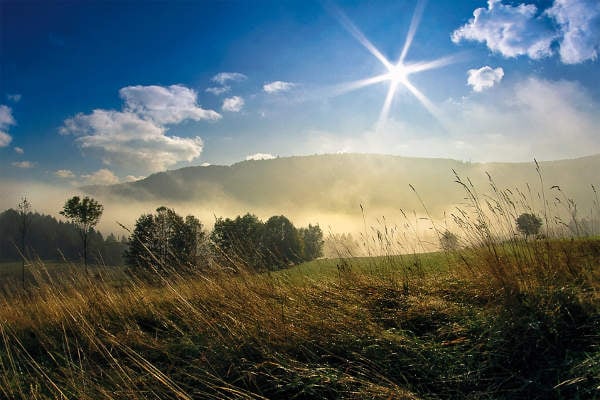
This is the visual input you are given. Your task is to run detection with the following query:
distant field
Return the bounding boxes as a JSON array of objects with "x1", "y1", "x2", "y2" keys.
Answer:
[
  {"x1": 278, "y1": 251, "x2": 455, "y2": 283},
  {"x1": 0, "y1": 260, "x2": 127, "y2": 292}
]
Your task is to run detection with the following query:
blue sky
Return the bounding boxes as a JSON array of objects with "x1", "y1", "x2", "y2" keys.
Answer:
[{"x1": 1, "y1": 0, "x2": 600, "y2": 186}]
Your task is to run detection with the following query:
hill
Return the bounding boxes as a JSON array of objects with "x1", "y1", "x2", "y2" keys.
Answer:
[{"x1": 83, "y1": 153, "x2": 600, "y2": 235}]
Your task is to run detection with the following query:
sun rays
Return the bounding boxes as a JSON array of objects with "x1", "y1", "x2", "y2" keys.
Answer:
[{"x1": 329, "y1": 0, "x2": 459, "y2": 131}]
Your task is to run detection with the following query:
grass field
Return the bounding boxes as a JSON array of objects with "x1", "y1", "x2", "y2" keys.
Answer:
[{"x1": 0, "y1": 235, "x2": 598, "y2": 399}]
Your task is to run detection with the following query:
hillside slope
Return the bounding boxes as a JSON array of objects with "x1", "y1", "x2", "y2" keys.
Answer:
[{"x1": 84, "y1": 153, "x2": 600, "y2": 217}]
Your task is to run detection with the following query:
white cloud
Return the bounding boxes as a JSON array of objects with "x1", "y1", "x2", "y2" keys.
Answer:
[
  {"x1": 12, "y1": 161, "x2": 36, "y2": 169},
  {"x1": 62, "y1": 110, "x2": 205, "y2": 172},
  {"x1": 452, "y1": 0, "x2": 556, "y2": 59},
  {"x1": 55, "y1": 169, "x2": 75, "y2": 178},
  {"x1": 119, "y1": 84, "x2": 221, "y2": 125},
  {"x1": 222, "y1": 96, "x2": 245, "y2": 112},
  {"x1": 0, "y1": 105, "x2": 15, "y2": 129},
  {"x1": 122, "y1": 175, "x2": 145, "y2": 182},
  {"x1": 0, "y1": 105, "x2": 16, "y2": 147},
  {"x1": 211, "y1": 72, "x2": 247, "y2": 85},
  {"x1": 206, "y1": 86, "x2": 231, "y2": 95},
  {"x1": 546, "y1": 0, "x2": 600, "y2": 64},
  {"x1": 467, "y1": 66, "x2": 504, "y2": 92},
  {"x1": 14, "y1": 146, "x2": 24, "y2": 154},
  {"x1": 7, "y1": 94, "x2": 22, "y2": 103},
  {"x1": 246, "y1": 153, "x2": 276, "y2": 161},
  {"x1": 453, "y1": 0, "x2": 600, "y2": 65},
  {"x1": 81, "y1": 168, "x2": 120, "y2": 186},
  {"x1": 0, "y1": 132, "x2": 11, "y2": 147},
  {"x1": 60, "y1": 84, "x2": 219, "y2": 173},
  {"x1": 263, "y1": 81, "x2": 295, "y2": 94}
]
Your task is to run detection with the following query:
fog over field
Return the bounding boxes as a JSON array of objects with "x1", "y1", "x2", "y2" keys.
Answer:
[{"x1": 3, "y1": 153, "x2": 598, "y2": 251}]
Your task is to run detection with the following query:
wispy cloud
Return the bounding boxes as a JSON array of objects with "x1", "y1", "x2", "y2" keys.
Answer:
[
  {"x1": 0, "y1": 105, "x2": 16, "y2": 147},
  {"x1": 55, "y1": 169, "x2": 75, "y2": 178},
  {"x1": 205, "y1": 86, "x2": 231, "y2": 95},
  {"x1": 0, "y1": 132, "x2": 11, "y2": 147},
  {"x1": 211, "y1": 72, "x2": 247, "y2": 85},
  {"x1": 467, "y1": 66, "x2": 504, "y2": 92},
  {"x1": 60, "y1": 84, "x2": 220, "y2": 173},
  {"x1": 246, "y1": 153, "x2": 275, "y2": 161},
  {"x1": 14, "y1": 146, "x2": 24, "y2": 154},
  {"x1": 453, "y1": 0, "x2": 600, "y2": 65},
  {"x1": 6, "y1": 94, "x2": 21, "y2": 103},
  {"x1": 12, "y1": 161, "x2": 36, "y2": 169},
  {"x1": 306, "y1": 77, "x2": 600, "y2": 162},
  {"x1": 222, "y1": 96, "x2": 245, "y2": 112},
  {"x1": 263, "y1": 81, "x2": 295, "y2": 94}
]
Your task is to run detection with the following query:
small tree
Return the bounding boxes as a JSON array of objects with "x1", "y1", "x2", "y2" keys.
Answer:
[
  {"x1": 299, "y1": 224, "x2": 324, "y2": 261},
  {"x1": 516, "y1": 213, "x2": 542, "y2": 238},
  {"x1": 17, "y1": 196, "x2": 32, "y2": 287},
  {"x1": 263, "y1": 215, "x2": 302, "y2": 268},
  {"x1": 60, "y1": 196, "x2": 103, "y2": 268},
  {"x1": 440, "y1": 230, "x2": 459, "y2": 251},
  {"x1": 125, "y1": 207, "x2": 204, "y2": 272}
]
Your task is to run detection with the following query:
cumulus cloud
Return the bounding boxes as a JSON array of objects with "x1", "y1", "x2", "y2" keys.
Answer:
[
  {"x1": 467, "y1": 66, "x2": 504, "y2": 92},
  {"x1": 263, "y1": 81, "x2": 295, "y2": 94},
  {"x1": 246, "y1": 153, "x2": 276, "y2": 161},
  {"x1": 452, "y1": 0, "x2": 556, "y2": 59},
  {"x1": 12, "y1": 161, "x2": 36, "y2": 169},
  {"x1": 546, "y1": 0, "x2": 600, "y2": 64},
  {"x1": 81, "y1": 168, "x2": 120, "y2": 185},
  {"x1": 119, "y1": 84, "x2": 221, "y2": 125},
  {"x1": 211, "y1": 72, "x2": 247, "y2": 85},
  {"x1": 14, "y1": 146, "x2": 24, "y2": 154},
  {"x1": 222, "y1": 96, "x2": 245, "y2": 112},
  {"x1": 453, "y1": 0, "x2": 600, "y2": 65},
  {"x1": 206, "y1": 86, "x2": 230, "y2": 95},
  {"x1": 0, "y1": 105, "x2": 16, "y2": 147},
  {"x1": 60, "y1": 84, "x2": 219, "y2": 173},
  {"x1": 55, "y1": 169, "x2": 75, "y2": 178},
  {"x1": 7, "y1": 94, "x2": 21, "y2": 102}
]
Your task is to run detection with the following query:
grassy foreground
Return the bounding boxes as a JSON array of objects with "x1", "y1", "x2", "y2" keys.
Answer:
[
  {"x1": 2, "y1": 169, "x2": 600, "y2": 399},
  {"x1": 0, "y1": 237, "x2": 598, "y2": 400}
]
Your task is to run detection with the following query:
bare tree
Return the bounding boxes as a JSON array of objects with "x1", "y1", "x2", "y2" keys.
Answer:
[{"x1": 17, "y1": 196, "x2": 32, "y2": 288}]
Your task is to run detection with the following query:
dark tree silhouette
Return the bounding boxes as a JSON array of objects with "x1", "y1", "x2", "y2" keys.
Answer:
[
  {"x1": 17, "y1": 196, "x2": 32, "y2": 287},
  {"x1": 125, "y1": 207, "x2": 204, "y2": 272},
  {"x1": 299, "y1": 224, "x2": 324, "y2": 261},
  {"x1": 516, "y1": 213, "x2": 542, "y2": 238},
  {"x1": 60, "y1": 196, "x2": 103, "y2": 268},
  {"x1": 263, "y1": 215, "x2": 302, "y2": 268}
]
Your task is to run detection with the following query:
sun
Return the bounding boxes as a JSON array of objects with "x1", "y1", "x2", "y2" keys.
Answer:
[
  {"x1": 329, "y1": 0, "x2": 460, "y2": 130},
  {"x1": 387, "y1": 63, "x2": 409, "y2": 86}
]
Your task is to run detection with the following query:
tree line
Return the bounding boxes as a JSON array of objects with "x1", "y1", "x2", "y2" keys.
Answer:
[
  {"x1": 126, "y1": 208, "x2": 324, "y2": 272},
  {"x1": 2, "y1": 196, "x2": 324, "y2": 274},
  {"x1": 0, "y1": 208, "x2": 126, "y2": 265}
]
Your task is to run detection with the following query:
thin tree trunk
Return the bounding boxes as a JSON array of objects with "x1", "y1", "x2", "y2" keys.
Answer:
[{"x1": 83, "y1": 233, "x2": 88, "y2": 271}]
